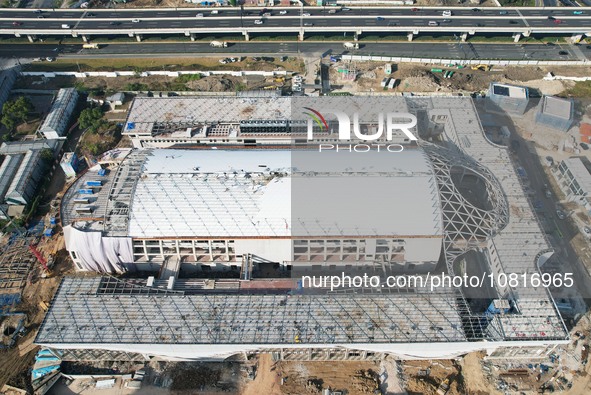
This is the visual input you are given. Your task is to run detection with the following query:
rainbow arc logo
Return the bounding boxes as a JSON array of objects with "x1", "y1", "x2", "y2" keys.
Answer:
[{"x1": 303, "y1": 107, "x2": 328, "y2": 130}]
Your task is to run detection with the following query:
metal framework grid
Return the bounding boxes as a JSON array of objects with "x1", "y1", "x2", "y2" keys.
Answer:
[
  {"x1": 37, "y1": 276, "x2": 467, "y2": 345},
  {"x1": 417, "y1": 97, "x2": 567, "y2": 341},
  {"x1": 103, "y1": 150, "x2": 149, "y2": 236},
  {"x1": 0, "y1": 237, "x2": 35, "y2": 295}
]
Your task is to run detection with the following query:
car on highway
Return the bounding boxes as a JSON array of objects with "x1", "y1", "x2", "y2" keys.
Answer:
[
  {"x1": 304, "y1": 22, "x2": 314, "y2": 26},
  {"x1": 263, "y1": 12, "x2": 272, "y2": 17},
  {"x1": 34, "y1": 9, "x2": 42, "y2": 13},
  {"x1": 196, "y1": 13, "x2": 204, "y2": 17},
  {"x1": 12, "y1": 21, "x2": 22, "y2": 26},
  {"x1": 280, "y1": 10, "x2": 288, "y2": 15},
  {"x1": 327, "y1": 9, "x2": 336, "y2": 14},
  {"x1": 45, "y1": 57, "x2": 55, "y2": 62},
  {"x1": 573, "y1": 11, "x2": 584, "y2": 15},
  {"x1": 341, "y1": 7, "x2": 351, "y2": 11},
  {"x1": 556, "y1": 209, "x2": 566, "y2": 220},
  {"x1": 559, "y1": 51, "x2": 568, "y2": 56},
  {"x1": 499, "y1": 11, "x2": 508, "y2": 15},
  {"x1": 254, "y1": 19, "x2": 263, "y2": 25},
  {"x1": 411, "y1": 7, "x2": 420, "y2": 11},
  {"x1": 428, "y1": 21, "x2": 439, "y2": 26},
  {"x1": 442, "y1": 10, "x2": 452, "y2": 17},
  {"x1": 132, "y1": 19, "x2": 140, "y2": 23},
  {"x1": 508, "y1": 20, "x2": 518, "y2": 24},
  {"x1": 442, "y1": 19, "x2": 451, "y2": 23},
  {"x1": 302, "y1": 12, "x2": 311, "y2": 17},
  {"x1": 38, "y1": 15, "x2": 44, "y2": 19},
  {"x1": 109, "y1": 21, "x2": 121, "y2": 25},
  {"x1": 553, "y1": 19, "x2": 563, "y2": 24},
  {"x1": 258, "y1": 8, "x2": 268, "y2": 16},
  {"x1": 211, "y1": 10, "x2": 219, "y2": 15},
  {"x1": 376, "y1": 16, "x2": 384, "y2": 21},
  {"x1": 87, "y1": 13, "x2": 95, "y2": 17},
  {"x1": 472, "y1": 8, "x2": 481, "y2": 12}
]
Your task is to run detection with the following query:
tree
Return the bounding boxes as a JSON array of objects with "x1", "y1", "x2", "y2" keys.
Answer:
[
  {"x1": 1, "y1": 96, "x2": 33, "y2": 131},
  {"x1": 40, "y1": 148, "x2": 54, "y2": 162},
  {"x1": 78, "y1": 107, "x2": 104, "y2": 131}
]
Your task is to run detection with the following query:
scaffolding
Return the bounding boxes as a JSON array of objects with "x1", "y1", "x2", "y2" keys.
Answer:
[{"x1": 0, "y1": 237, "x2": 35, "y2": 297}]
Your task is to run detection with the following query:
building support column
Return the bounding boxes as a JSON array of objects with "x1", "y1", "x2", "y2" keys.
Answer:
[
  {"x1": 298, "y1": 30, "x2": 304, "y2": 41},
  {"x1": 460, "y1": 32, "x2": 468, "y2": 42},
  {"x1": 189, "y1": 33, "x2": 196, "y2": 42},
  {"x1": 570, "y1": 34, "x2": 583, "y2": 44},
  {"x1": 242, "y1": 31, "x2": 249, "y2": 41},
  {"x1": 136, "y1": 34, "x2": 143, "y2": 42},
  {"x1": 354, "y1": 30, "x2": 362, "y2": 41},
  {"x1": 407, "y1": 33, "x2": 414, "y2": 42},
  {"x1": 513, "y1": 33, "x2": 521, "y2": 43},
  {"x1": 81, "y1": 35, "x2": 89, "y2": 43},
  {"x1": 27, "y1": 34, "x2": 36, "y2": 42}
]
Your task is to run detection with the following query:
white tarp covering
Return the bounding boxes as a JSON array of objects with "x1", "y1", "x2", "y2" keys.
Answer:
[{"x1": 63, "y1": 225, "x2": 133, "y2": 273}]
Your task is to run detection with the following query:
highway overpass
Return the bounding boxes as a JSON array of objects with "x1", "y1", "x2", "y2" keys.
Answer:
[{"x1": 0, "y1": 6, "x2": 590, "y2": 43}]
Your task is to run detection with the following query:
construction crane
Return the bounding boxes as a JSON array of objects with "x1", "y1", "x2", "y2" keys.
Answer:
[{"x1": 28, "y1": 244, "x2": 52, "y2": 276}]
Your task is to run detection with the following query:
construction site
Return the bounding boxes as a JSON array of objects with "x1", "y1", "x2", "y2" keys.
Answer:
[{"x1": 2, "y1": 58, "x2": 591, "y2": 393}]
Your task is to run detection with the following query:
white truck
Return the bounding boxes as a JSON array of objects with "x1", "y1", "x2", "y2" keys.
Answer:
[
  {"x1": 343, "y1": 42, "x2": 359, "y2": 50},
  {"x1": 210, "y1": 41, "x2": 228, "y2": 48}
]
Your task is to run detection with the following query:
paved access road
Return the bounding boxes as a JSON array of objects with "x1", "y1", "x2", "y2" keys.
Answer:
[{"x1": 1, "y1": 41, "x2": 588, "y2": 62}]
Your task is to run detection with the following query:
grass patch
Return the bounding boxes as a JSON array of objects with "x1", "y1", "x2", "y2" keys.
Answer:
[
  {"x1": 466, "y1": 36, "x2": 514, "y2": 43},
  {"x1": 498, "y1": 0, "x2": 535, "y2": 6},
  {"x1": 175, "y1": 74, "x2": 202, "y2": 83},
  {"x1": 22, "y1": 57, "x2": 240, "y2": 72},
  {"x1": 562, "y1": 81, "x2": 591, "y2": 98},
  {"x1": 249, "y1": 35, "x2": 298, "y2": 41}
]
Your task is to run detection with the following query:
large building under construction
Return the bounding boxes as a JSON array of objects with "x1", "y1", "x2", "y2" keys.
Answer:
[{"x1": 36, "y1": 96, "x2": 569, "y2": 361}]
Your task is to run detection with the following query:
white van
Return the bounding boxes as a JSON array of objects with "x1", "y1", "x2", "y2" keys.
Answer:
[
  {"x1": 428, "y1": 21, "x2": 439, "y2": 26},
  {"x1": 61, "y1": 24, "x2": 71, "y2": 29}
]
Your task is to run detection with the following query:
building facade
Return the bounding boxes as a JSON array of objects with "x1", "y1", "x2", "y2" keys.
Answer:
[{"x1": 554, "y1": 157, "x2": 591, "y2": 210}]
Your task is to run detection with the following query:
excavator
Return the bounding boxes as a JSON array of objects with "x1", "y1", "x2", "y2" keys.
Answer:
[{"x1": 471, "y1": 64, "x2": 491, "y2": 72}]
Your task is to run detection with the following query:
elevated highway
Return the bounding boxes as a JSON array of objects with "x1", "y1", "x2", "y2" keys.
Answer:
[{"x1": 0, "y1": 6, "x2": 590, "y2": 43}]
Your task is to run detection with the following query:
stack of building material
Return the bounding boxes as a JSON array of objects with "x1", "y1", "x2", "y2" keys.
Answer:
[{"x1": 31, "y1": 349, "x2": 61, "y2": 395}]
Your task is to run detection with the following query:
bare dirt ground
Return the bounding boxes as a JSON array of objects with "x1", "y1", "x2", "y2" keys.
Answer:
[
  {"x1": 239, "y1": 354, "x2": 384, "y2": 395},
  {"x1": 403, "y1": 359, "x2": 464, "y2": 395},
  {"x1": 333, "y1": 62, "x2": 587, "y2": 95},
  {"x1": 460, "y1": 352, "x2": 503, "y2": 395},
  {"x1": 279, "y1": 360, "x2": 380, "y2": 394},
  {"x1": 240, "y1": 354, "x2": 282, "y2": 395}
]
